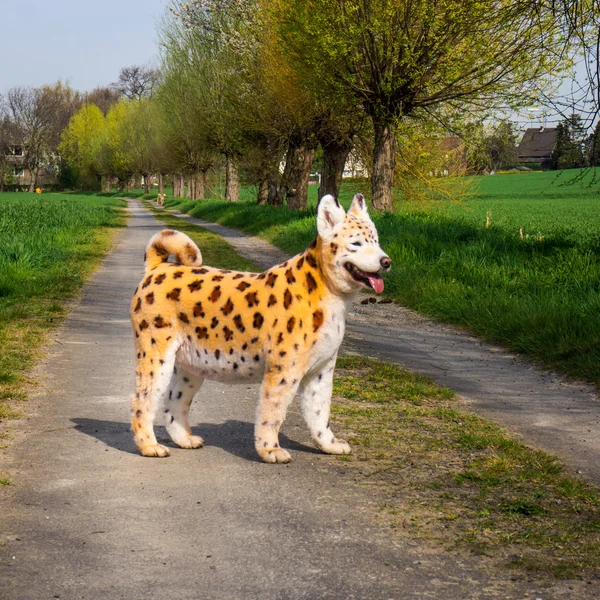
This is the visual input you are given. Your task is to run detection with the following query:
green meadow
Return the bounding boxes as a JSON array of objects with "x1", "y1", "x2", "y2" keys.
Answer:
[
  {"x1": 0, "y1": 192, "x2": 125, "y2": 451},
  {"x1": 159, "y1": 169, "x2": 600, "y2": 385}
]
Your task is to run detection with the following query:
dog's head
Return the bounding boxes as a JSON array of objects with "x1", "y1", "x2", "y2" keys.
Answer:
[{"x1": 317, "y1": 193, "x2": 391, "y2": 295}]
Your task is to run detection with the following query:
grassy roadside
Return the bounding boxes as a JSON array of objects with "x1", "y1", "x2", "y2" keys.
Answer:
[
  {"x1": 144, "y1": 197, "x2": 600, "y2": 580},
  {"x1": 152, "y1": 171, "x2": 599, "y2": 386},
  {"x1": 0, "y1": 193, "x2": 126, "y2": 483},
  {"x1": 332, "y1": 356, "x2": 600, "y2": 580},
  {"x1": 141, "y1": 200, "x2": 259, "y2": 272}
]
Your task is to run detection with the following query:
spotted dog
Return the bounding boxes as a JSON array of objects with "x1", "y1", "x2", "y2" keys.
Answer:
[{"x1": 130, "y1": 194, "x2": 391, "y2": 463}]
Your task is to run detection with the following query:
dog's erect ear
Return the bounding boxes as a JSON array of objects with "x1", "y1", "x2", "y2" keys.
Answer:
[
  {"x1": 317, "y1": 195, "x2": 346, "y2": 240},
  {"x1": 348, "y1": 193, "x2": 368, "y2": 217}
]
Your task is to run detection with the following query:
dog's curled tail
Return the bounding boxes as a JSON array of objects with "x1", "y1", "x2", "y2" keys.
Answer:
[{"x1": 144, "y1": 229, "x2": 203, "y2": 270}]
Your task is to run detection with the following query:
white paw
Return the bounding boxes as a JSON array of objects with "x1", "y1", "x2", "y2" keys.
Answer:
[
  {"x1": 176, "y1": 435, "x2": 205, "y2": 449},
  {"x1": 318, "y1": 437, "x2": 352, "y2": 455},
  {"x1": 259, "y1": 448, "x2": 292, "y2": 463}
]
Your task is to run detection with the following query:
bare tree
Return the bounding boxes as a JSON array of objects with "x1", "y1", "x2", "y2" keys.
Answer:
[
  {"x1": 112, "y1": 65, "x2": 159, "y2": 100},
  {"x1": 2, "y1": 83, "x2": 80, "y2": 191},
  {"x1": 86, "y1": 87, "x2": 121, "y2": 115}
]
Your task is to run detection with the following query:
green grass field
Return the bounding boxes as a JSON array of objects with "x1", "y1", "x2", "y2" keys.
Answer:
[
  {"x1": 0, "y1": 192, "x2": 125, "y2": 475},
  {"x1": 158, "y1": 169, "x2": 600, "y2": 385}
]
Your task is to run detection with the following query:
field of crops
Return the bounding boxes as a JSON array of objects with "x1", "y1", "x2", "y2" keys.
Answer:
[
  {"x1": 0, "y1": 192, "x2": 124, "y2": 429},
  {"x1": 163, "y1": 169, "x2": 600, "y2": 385}
]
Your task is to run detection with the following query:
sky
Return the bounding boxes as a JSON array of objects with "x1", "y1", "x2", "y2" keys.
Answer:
[
  {"x1": 0, "y1": 1, "x2": 594, "y2": 131},
  {"x1": 0, "y1": 0, "x2": 167, "y2": 94}
]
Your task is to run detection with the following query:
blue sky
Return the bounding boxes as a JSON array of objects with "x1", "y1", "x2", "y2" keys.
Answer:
[
  {"x1": 0, "y1": 1, "x2": 592, "y2": 130},
  {"x1": 0, "y1": 0, "x2": 166, "y2": 94}
]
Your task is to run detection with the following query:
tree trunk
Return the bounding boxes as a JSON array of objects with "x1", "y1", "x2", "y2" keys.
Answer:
[
  {"x1": 173, "y1": 175, "x2": 183, "y2": 197},
  {"x1": 318, "y1": 138, "x2": 353, "y2": 202},
  {"x1": 158, "y1": 173, "x2": 165, "y2": 195},
  {"x1": 285, "y1": 139, "x2": 317, "y2": 211},
  {"x1": 257, "y1": 175, "x2": 269, "y2": 205},
  {"x1": 103, "y1": 176, "x2": 111, "y2": 193},
  {"x1": 371, "y1": 119, "x2": 396, "y2": 212},
  {"x1": 267, "y1": 169, "x2": 284, "y2": 206},
  {"x1": 197, "y1": 171, "x2": 206, "y2": 199},
  {"x1": 143, "y1": 174, "x2": 151, "y2": 195},
  {"x1": 28, "y1": 168, "x2": 38, "y2": 192},
  {"x1": 225, "y1": 153, "x2": 240, "y2": 201}
]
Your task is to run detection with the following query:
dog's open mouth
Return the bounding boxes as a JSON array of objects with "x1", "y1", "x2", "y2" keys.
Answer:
[{"x1": 344, "y1": 262, "x2": 384, "y2": 294}]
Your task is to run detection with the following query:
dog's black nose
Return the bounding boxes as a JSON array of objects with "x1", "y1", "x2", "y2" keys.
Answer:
[{"x1": 380, "y1": 256, "x2": 391, "y2": 270}]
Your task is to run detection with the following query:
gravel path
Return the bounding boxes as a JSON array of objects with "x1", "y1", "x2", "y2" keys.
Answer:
[
  {"x1": 161, "y1": 204, "x2": 600, "y2": 484},
  {"x1": 0, "y1": 200, "x2": 592, "y2": 599}
]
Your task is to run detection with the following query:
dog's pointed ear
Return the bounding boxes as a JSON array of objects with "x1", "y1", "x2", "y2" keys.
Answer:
[
  {"x1": 317, "y1": 195, "x2": 346, "y2": 241},
  {"x1": 348, "y1": 193, "x2": 368, "y2": 217}
]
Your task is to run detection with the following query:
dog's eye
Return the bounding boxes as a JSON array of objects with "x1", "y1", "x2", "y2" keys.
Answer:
[{"x1": 351, "y1": 241, "x2": 362, "y2": 247}]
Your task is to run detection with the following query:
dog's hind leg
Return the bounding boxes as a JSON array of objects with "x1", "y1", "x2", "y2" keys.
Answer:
[
  {"x1": 131, "y1": 341, "x2": 179, "y2": 457},
  {"x1": 164, "y1": 366, "x2": 205, "y2": 449}
]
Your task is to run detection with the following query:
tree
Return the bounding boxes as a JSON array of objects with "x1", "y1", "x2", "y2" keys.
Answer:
[
  {"x1": 552, "y1": 114, "x2": 586, "y2": 170},
  {"x1": 113, "y1": 65, "x2": 159, "y2": 101},
  {"x1": 464, "y1": 121, "x2": 518, "y2": 173},
  {"x1": 587, "y1": 121, "x2": 600, "y2": 167},
  {"x1": 59, "y1": 104, "x2": 106, "y2": 188},
  {"x1": 274, "y1": 0, "x2": 570, "y2": 210},
  {"x1": 2, "y1": 82, "x2": 81, "y2": 191},
  {"x1": 85, "y1": 87, "x2": 121, "y2": 115}
]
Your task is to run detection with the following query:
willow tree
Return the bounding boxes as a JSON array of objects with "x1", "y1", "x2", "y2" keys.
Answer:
[
  {"x1": 59, "y1": 103, "x2": 106, "y2": 189},
  {"x1": 275, "y1": 0, "x2": 569, "y2": 211}
]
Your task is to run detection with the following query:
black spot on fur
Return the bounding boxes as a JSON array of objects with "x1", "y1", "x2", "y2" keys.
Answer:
[
  {"x1": 306, "y1": 272, "x2": 318, "y2": 294},
  {"x1": 253, "y1": 312, "x2": 264, "y2": 329},
  {"x1": 283, "y1": 289, "x2": 293, "y2": 309},
  {"x1": 188, "y1": 279, "x2": 203, "y2": 293},
  {"x1": 233, "y1": 314, "x2": 245, "y2": 332},
  {"x1": 221, "y1": 298, "x2": 234, "y2": 316},
  {"x1": 287, "y1": 316, "x2": 296, "y2": 333},
  {"x1": 245, "y1": 291, "x2": 259, "y2": 307},
  {"x1": 154, "y1": 316, "x2": 169, "y2": 328}
]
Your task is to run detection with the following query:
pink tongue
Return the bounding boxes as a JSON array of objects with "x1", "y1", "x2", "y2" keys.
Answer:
[{"x1": 367, "y1": 274, "x2": 384, "y2": 294}]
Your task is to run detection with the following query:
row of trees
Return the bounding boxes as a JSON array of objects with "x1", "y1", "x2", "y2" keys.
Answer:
[{"x1": 4, "y1": 1, "x2": 599, "y2": 207}]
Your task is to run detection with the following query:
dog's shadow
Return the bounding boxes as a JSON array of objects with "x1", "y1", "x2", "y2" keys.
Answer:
[{"x1": 71, "y1": 418, "x2": 319, "y2": 462}]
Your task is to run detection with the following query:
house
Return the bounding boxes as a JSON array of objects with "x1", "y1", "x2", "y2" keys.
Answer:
[{"x1": 517, "y1": 127, "x2": 557, "y2": 169}]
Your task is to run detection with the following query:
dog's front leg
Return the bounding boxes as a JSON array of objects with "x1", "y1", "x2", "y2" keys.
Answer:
[{"x1": 299, "y1": 355, "x2": 351, "y2": 455}]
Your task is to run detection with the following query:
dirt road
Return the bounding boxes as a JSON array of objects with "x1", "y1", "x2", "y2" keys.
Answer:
[{"x1": 0, "y1": 201, "x2": 593, "y2": 599}]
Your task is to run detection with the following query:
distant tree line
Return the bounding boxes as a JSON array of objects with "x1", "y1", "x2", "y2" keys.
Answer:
[{"x1": 2, "y1": 1, "x2": 598, "y2": 208}]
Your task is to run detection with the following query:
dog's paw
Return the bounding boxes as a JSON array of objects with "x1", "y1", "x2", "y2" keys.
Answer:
[
  {"x1": 258, "y1": 448, "x2": 292, "y2": 464},
  {"x1": 176, "y1": 435, "x2": 204, "y2": 449},
  {"x1": 140, "y1": 443, "x2": 171, "y2": 458},
  {"x1": 318, "y1": 437, "x2": 352, "y2": 455}
]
